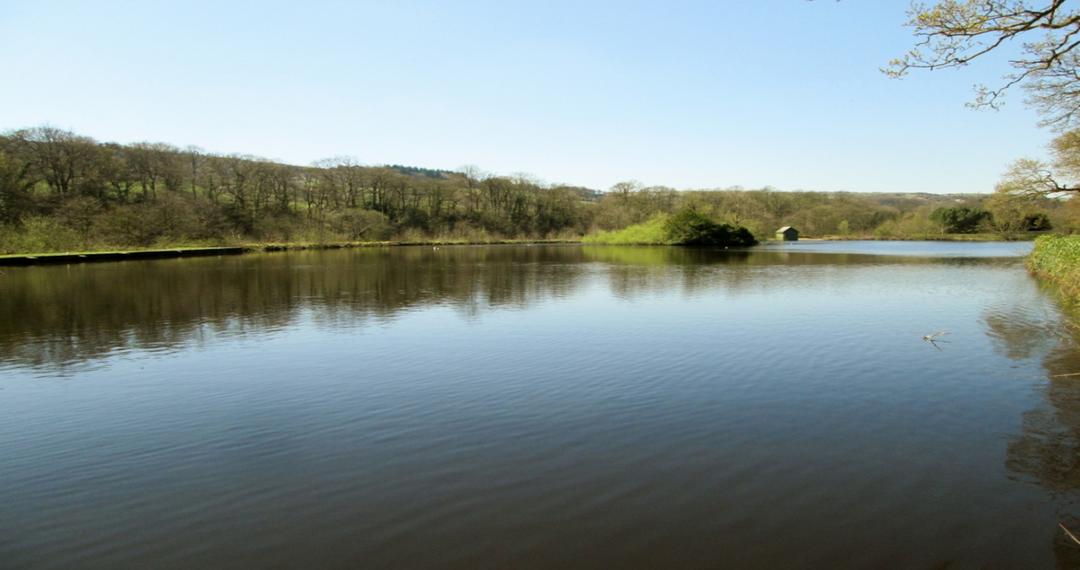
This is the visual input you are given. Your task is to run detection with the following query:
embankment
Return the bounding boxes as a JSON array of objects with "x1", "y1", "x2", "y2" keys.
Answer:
[
  {"x1": 0, "y1": 240, "x2": 580, "y2": 267},
  {"x1": 1028, "y1": 235, "x2": 1080, "y2": 299}
]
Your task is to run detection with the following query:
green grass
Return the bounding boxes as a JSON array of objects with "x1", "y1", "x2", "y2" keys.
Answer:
[
  {"x1": 582, "y1": 216, "x2": 670, "y2": 245},
  {"x1": 1029, "y1": 235, "x2": 1080, "y2": 300}
]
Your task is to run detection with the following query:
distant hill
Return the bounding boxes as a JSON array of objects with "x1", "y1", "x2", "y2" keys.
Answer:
[
  {"x1": 381, "y1": 165, "x2": 605, "y2": 201},
  {"x1": 384, "y1": 164, "x2": 457, "y2": 179}
]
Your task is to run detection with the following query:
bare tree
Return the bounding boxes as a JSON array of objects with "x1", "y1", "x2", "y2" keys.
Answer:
[
  {"x1": 128, "y1": 142, "x2": 183, "y2": 200},
  {"x1": 609, "y1": 180, "x2": 642, "y2": 200},
  {"x1": 9, "y1": 126, "x2": 98, "y2": 197},
  {"x1": 184, "y1": 146, "x2": 204, "y2": 201}
]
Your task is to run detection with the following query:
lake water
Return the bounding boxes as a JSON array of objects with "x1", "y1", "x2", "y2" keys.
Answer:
[{"x1": 2, "y1": 241, "x2": 1080, "y2": 568}]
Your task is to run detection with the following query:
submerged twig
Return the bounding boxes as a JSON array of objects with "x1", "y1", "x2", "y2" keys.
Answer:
[
  {"x1": 1052, "y1": 372, "x2": 1080, "y2": 378},
  {"x1": 1061, "y1": 522, "x2": 1080, "y2": 546}
]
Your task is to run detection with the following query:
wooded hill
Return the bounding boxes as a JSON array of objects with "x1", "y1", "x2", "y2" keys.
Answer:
[{"x1": 0, "y1": 126, "x2": 1073, "y2": 253}]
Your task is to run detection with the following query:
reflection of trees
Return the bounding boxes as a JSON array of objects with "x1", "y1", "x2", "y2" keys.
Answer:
[
  {"x1": 0, "y1": 245, "x2": 1023, "y2": 371},
  {"x1": 584, "y1": 246, "x2": 754, "y2": 299},
  {"x1": 0, "y1": 246, "x2": 591, "y2": 369},
  {"x1": 987, "y1": 300, "x2": 1080, "y2": 567},
  {"x1": 991, "y1": 306, "x2": 1080, "y2": 498},
  {"x1": 985, "y1": 307, "x2": 1063, "y2": 361},
  {"x1": 585, "y1": 245, "x2": 1010, "y2": 300}
]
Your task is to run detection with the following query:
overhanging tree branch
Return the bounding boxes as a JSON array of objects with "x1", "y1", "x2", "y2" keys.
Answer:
[{"x1": 888, "y1": 0, "x2": 1080, "y2": 129}]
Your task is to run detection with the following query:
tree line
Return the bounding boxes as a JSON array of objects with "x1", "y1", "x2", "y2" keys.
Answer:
[
  {"x1": 0, "y1": 125, "x2": 1072, "y2": 253},
  {"x1": 0, "y1": 126, "x2": 600, "y2": 248}
]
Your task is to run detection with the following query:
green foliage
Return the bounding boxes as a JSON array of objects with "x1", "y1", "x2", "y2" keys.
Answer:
[
  {"x1": 0, "y1": 125, "x2": 1074, "y2": 255},
  {"x1": 587, "y1": 185, "x2": 1049, "y2": 241},
  {"x1": 1022, "y1": 212, "x2": 1053, "y2": 231},
  {"x1": 584, "y1": 209, "x2": 756, "y2": 246},
  {"x1": 930, "y1": 207, "x2": 990, "y2": 233},
  {"x1": 0, "y1": 149, "x2": 36, "y2": 224},
  {"x1": 0, "y1": 216, "x2": 84, "y2": 253},
  {"x1": 985, "y1": 192, "x2": 1061, "y2": 236},
  {"x1": 663, "y1": 208, "x2": 757, "y2": 246},
  {"x1": 1029, "y1": 235, "x2": 1080, "y2": 299},
  {"x1": 0, "y1": 126, "x2": 598, "y2": 253},
  {"x1": 583, "y1": 216, "x2": 669, "y2": 245}
]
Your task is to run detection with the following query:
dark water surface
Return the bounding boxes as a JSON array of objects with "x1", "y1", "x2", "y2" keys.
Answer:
[{"x1": 3, "y1": 242, "x2": 1080, "y2": 569}]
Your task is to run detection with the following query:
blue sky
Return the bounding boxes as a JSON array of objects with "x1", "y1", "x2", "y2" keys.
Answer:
[{"x1": 0, "y1": 0, "x2": 1052, "y2": 193}]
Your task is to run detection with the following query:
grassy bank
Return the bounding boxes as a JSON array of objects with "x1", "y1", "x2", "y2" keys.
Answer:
[
  {"x1": 583, "y1": 217, "x2": 669, "y2": 245},
  {"x1": 1028, "y1": 235, "x2": 1080, "y2": 300}
]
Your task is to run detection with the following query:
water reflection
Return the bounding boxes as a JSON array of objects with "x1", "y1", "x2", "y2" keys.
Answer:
[
  {"x1": 986, "y1": 294, "x2": 1080, "y2": 566},
  {"x1": 0, "y1": 245, "x2": 1029, "y2": 371},
  {"x1": 4, "y1": 242, "x2": 1077, "y2": 568},
  {"x1": 0, "y1": 246, "x2": 591, "y2": 369}
]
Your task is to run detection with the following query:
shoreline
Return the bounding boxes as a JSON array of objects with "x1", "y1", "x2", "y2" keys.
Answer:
[
  {"x1": 0, "y1": 234, "x2": 1047, "y2": 267},
  {"x1": 814, "y1": 233, "x2": 1040, "y2": 242},
  {"x1": 1027, "y1": 235, "x2": 1080, "y2": 302},
  {"x1": 0, "y1": 239, "x2": 582, "y2": 267}
]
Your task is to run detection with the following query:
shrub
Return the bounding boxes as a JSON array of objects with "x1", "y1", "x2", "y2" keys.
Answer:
[
  {"x1": 0, "y1": 216, "x2": 84, "y2": 253},
  {"x1": 1022, "y1": 212, "x2": 1053, "y2": 232},
  {"x1": 930, "y1": 207, "x2": 990, "y2": 233},
  {"x1": 252, "y1": 213, "x2": 303, "y2": 242},
  {"x1": 663, "y1": 208, "x2": 757, "y2": 246},
  {"x1": 56, "y1": 196, "x2": 104, "y2": 235},
  {"x1": 329, "y1": 209, "x2": 392, "y2": 241},
  {"x1": 93, "y1": 205, "x2": 160, "y2": 246}
]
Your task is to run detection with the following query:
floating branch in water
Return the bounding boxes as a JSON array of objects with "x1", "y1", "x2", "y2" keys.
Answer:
[
  {"x1": 1061, "y1": 522, "x2": 1080, "y2": 546},
  {"x1": 1052, "y1": 372, "x2": 1080, "y2": 378},
  {"x1": 922, "y1": 330, "x2": 950, "y2": 350}
]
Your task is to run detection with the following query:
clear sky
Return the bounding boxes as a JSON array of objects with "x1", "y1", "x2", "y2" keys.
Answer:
[{"x1": 0, "y1": 0, "x2": 1053, "y2": 193}]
